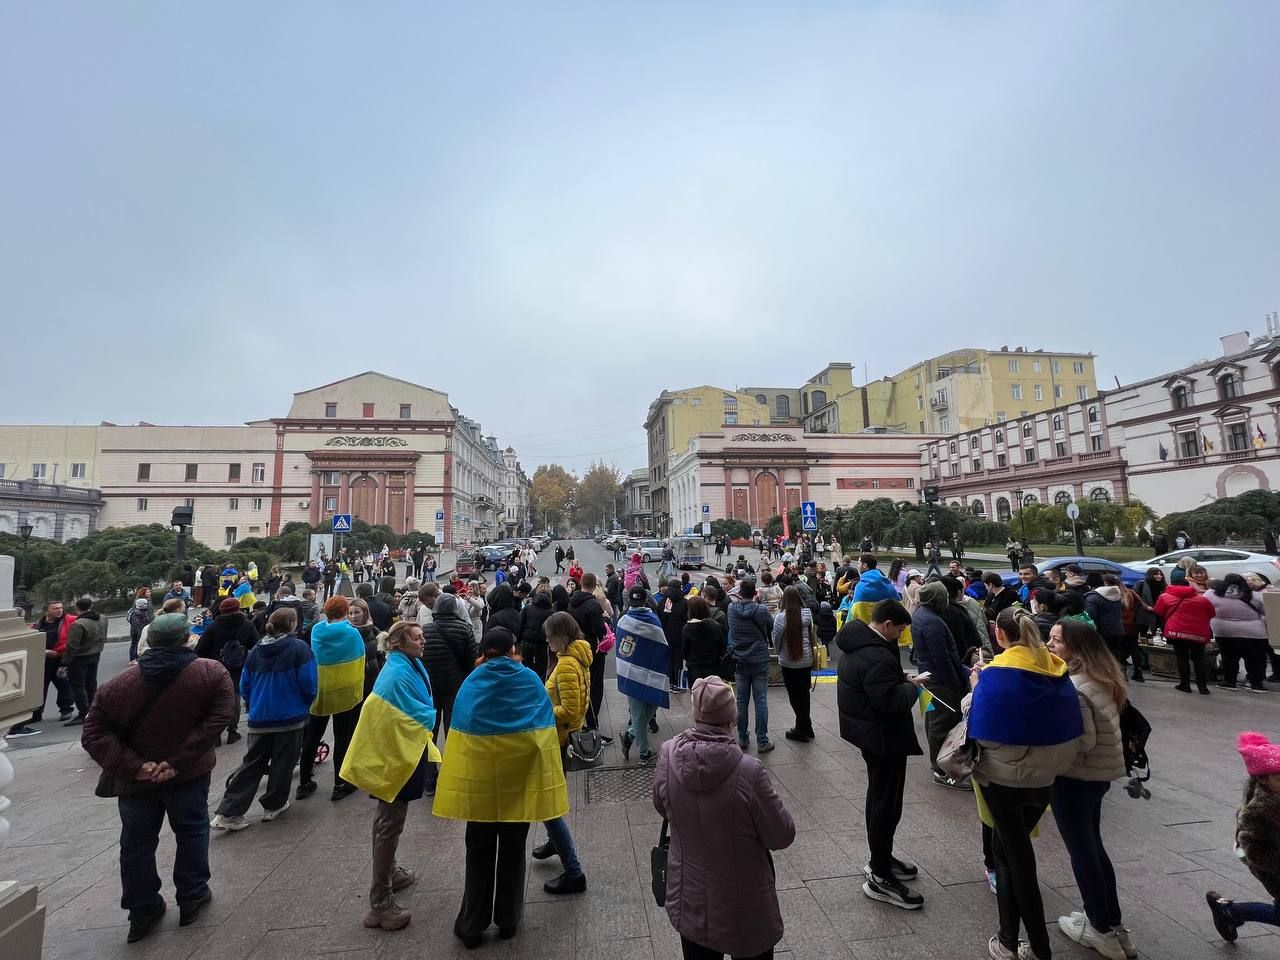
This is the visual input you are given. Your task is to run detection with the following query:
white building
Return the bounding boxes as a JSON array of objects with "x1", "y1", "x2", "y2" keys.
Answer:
[{"x1": 500, "y1": 447, "x2": 531, "y2": 536}]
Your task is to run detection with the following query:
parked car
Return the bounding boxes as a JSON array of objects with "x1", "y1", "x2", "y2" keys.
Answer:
[
  {"x1": 1001, "y1": 555, "x2": 1145, "y2": 589},
  {"x1": 478, "y1": 545, "x2": 510, "y2": 570},
  {"x1": 1124, "y1": 547, "x2": 1280, "y2": 583},
  {"x1": 635, "y1": 539, "x2": 667, "y2": 563}
]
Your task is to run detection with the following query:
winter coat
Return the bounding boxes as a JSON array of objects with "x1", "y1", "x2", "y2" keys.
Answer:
[
  {"x1": 423, "y1": 594, "x2": 477, "y2": 703},
  {"x1": 727, "y1": 600, "x2": 773, "y2": 666},
  {"x1": 836, "y1": 620, "x2": 923, "y2": 758},
  {"x1": 682, "y1": 619, "x2": 726, "y2": 676},
  {"x1": 484, "y1": 583, "x2": 521, "y2": 638},
  {"x1": 653, "y1": 727, "x2": 795, "y2": 958},
  {"x1": 1206, "y1": 587, "x2": 1267, "y2": 640},
  {"x1": 660, "y1": 592, "x2": 689, "y2": 651},
  {"x1": 353, "y1": 623, "x2": 382, "y2": 698},
  {"x1": 546, "y1": 638, "x2": 592, "y2": 744},
  {"x1": 1084, "y1": 586, "x2": 1125, "y2": 639},
  {"x1": 1033, "y1": 611, "x2": 1058, "y2": 643},
  {"x1": 815, "y1": 604, "x2": 838, "y2": 646},
  {"x1": 567, "y1": 589, "x2": 607, "y2": 648},
  {"x1": 127, "y1": 599, "x2": 154, "y2": 641},
  {"x1": 986, "y1": 587, "x2": 1019, "y2": 619},
  {"x1": 1060, "y1": 672, "x2": 1126, "y2": 782},
  {"x1": 605, "y1": 572, "x2": 624, "y2": 613},
  {"x1": 195, "y1": 611, "x2": 257, "y2": 671},
  {"x1": 910, "y1": 604, "x2": 967, "y2": 691},
  {"x1": 518, "y1": 592, "x2": 555, "y2": 649},
  {"x1": 81, "y1": 648, "x2": 235, "y2": 796},
  {"x1": 941, "y1": 601, "x2": 981, "y2": 659},
  {"x1": 240, "y1": 634, "x2": 318, "y2": 731},
  {"x1": 1154, "y1": 584, "x2": 1214, "y2": 644},
  {"x1": 63, "y1": 610, "x2": 105, "y2": 663},
  {"x1": 34, "y1": 613, "x2": 76, "y2": 657},
  {"x1": 771, "y1": 606, "x2": 813, "y2": 669},
  {"x1": 1135, "y1": 580, "x2": 1164, "y2": 629},
  {"x1": 1237, "y1": 780, "x2": 1280, "y2": 901}
]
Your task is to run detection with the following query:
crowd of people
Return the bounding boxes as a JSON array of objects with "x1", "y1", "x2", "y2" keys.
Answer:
[{"x1": 15, "y1": 531, "x2": 1277, "y2": 957}]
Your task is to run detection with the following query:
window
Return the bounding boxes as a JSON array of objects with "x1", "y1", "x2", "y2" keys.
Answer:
[
  {"x1": 689, "y1": 397, "x2": 700, "y2": 406},
  {"x1": 1054, "y1": 385, "x2": 1063, "y2": 400},
  {"x1": 324, "y1": 495, "x2": 338, "y2": 513},
  {"x1": 251, "y1": 497, "x2": 263, "y2": 511},
  {"x1": 812, "y1": 390, "x2": 827, "y2": 408},
  {"x1": 972, "y1": 458, "x2": 982, "y2": 472},
  {"x1": 871, "y1": 479, "x2": 881, "y2": 489},
  {"x1": 939, "y1": 415, "x2": 950, "y2": 431},
  {"x1": 1052, "y1": 360, "x2": 1062, "y2": 374},
  {"x1": 399, "y1": 404, "x2": 412, "y2": 419},
  {"x1": 723, "y1": 395, "x2": 738, "y2": 410},
  {"x1": 321, "y1": 471, "x2": 341, "y2": 486},
  {"x1": 724, "y1": 411, "x2": 738, "y2": 425},
  {"x1": 971, "y1": 436, "x2": 980, "y2": 449},
  {"x1": 1052, "y1": 414, "x2": 1063, "y2": 431},
  {"x1": 362, "y1": 402, "x2": 375, "y2": 418},
  {"x1": 1090, "y1": 435, "x2": 1104, "y2": 452},
  {"x1": 1087, "y1": 405, "x2": 1099, "y2": 423},
  {"x1": 324, "y1": 403, "x2": 337, "y2": 418},
  {"x1": 996, "y1": 453, "x2": 1007, "y2": 468},
  {"x1": 1008, "y1": 359, "x2": 1020, "y2": 372},
  {"x1": 136, "y1": 497, "x2": 148, "y2": 511},
  {"x1": 225, "y1": 527, "x2": 237, "y2": 546},
  {"x1": 949, "y1": 441, "x2": 957, "y2": 454},
  {"x1": 1033, "y1": 384, "x2": 1043, "y2": 401},
  {"x1": 1220, "y1": 375, "x2": 1240, "y2": 400},
  {"x1": 972, "y1": 500, "x2": 985, "y2": 516},
  {"x1": 1011, "y1": 384, "x2": 1023, "y2": 400},
  {"x1": 70, "y1": 462, "x2": 86, "y2": 479},
  {"x1": 1227, "y1": 422, "x2": 1250, "y2": 451},
  {"x1": 185, "y1": 463, "x2": 198, "y2": 482},
  {"x1": 917, "y1": 397, "x2": 924, "y2": 410},
  {"x1": 994, "y1": 430, "x2": 1004, "y2": 444},
  {"x1": 754, "y1": 394, "x2": 767, "y2": 405},
  {"x1": 996, "y1": 497, "x2": 1011, "y2": 521},
  {"x1": 1024, "y1": 447, "x2": 1037, "y2": 463},
  {"x1": 1178, "y1": 430, "x2": 1199, "y2": 459},
  {"x1": 1022, "y1": 422, "x2": 1033, "y2": 438},
  {"x1": 1072, "y1": 361, "x2": 1084, "y2": 374},
  {"x1": 228, "y1": 463, "x2": 241, "y2": 482},
  {"x1": 996, "y1": 412, "x2": 1007, "y2": 423},
  {"x1": 775, "y1": 395, "x2": 790, "y2": 418},
  {"x1": 228, "y1": 497, "x2": 240, "y2": 511},
  {"x1": 1054, "y1": 490, "x2": 1072, "y2": 505},
  {"x1": 906, "y1": 478, "x2": 915, "y2": 489},
  {"x1": 1055, "y1": 441, "x2": 1067, "y2": 457},
  {"x1": 31, "y1": 462, "x2": 47, "y2": 480},
  {"x1": 1172, "y1": 385, "x2": 1189, "y2": 409},
  {"x1": 252, "y1": 462, "x2": 265, "y2": 483},
  {"x1": 1033, "y1": 361, "x2": 1042, "y2": 373},
  {"x1": 1089, "y1": 487, "x2": 1111, "y2": 503},
  {"x1": 1076, "y1": 386, "x2": 1088, "y2": 401},
  {"x1": 183, "y1": 498, "x2": 195, "y2": 508}
]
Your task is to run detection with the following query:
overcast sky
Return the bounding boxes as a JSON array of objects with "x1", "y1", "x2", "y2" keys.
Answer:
[{"x1": 3, "y1": 3, "x2": 1277, "y2": 476}]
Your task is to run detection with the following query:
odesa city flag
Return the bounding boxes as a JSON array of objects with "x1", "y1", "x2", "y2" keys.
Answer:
[
  {"x1": 340, "y1": 652, "x2": 443, "y2": 803},
  {"x1": 432, "y1": 656, "x2": 568, "y2": 823}
]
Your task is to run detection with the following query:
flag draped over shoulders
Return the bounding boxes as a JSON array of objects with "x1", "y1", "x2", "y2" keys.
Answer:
[
  {"x1": 432, "y1": 656, "x2": 568, "y2": 823},
  {"x1": 309, "y1": 619, "x2": 366, "y2": 716},
  {"x1": 615, "y1": 607, "x2": 670, "y2": 709},
  {"x1": 340, "y1": 651, "x2": 442, "y2": 802},
  {"x1": 968, "y1": 644, "x2": 1083, "y2": 746}
]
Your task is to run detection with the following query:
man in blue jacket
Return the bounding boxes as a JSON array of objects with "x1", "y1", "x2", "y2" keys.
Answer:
[{"x1": 728, "y1": 579, "x2": 775, "y2": 753}]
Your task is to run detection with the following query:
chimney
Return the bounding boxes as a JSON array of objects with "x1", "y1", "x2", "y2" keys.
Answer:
[{"x1": 1221, "y1": 331, "x2": 1250, "y2": 357}]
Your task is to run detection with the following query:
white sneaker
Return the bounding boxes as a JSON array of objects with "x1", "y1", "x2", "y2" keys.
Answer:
[
  {"x1": 1113, "y1": 926, "x2": 1137, "y2": 959},
  {"x1": 261, "y1": 801, "x2": 290, "y2": 822},
  {"x1": 1059, "y1": 914, "x2": 1126, "y2": 960},
  {"x1": 988, "y1": 935, "x2": 1034, "y2": 959},
  {"x1": 211, "y1": 813, "x2": 250, "y2": 832}
]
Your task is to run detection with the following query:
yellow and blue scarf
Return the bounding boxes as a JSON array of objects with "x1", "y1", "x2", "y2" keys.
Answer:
[{"x1": 968, "y1": 644, "x2": 1082, "y2": 746}]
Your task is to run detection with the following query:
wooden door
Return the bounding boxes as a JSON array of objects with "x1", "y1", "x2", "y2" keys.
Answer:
[
  {"x1": 754, "y1": 473, "x2": 778, "y2": 525},
  {"x1": 350, "y1": 475, "x2": 377, "y2": 523},
  {"x1": 786, "y1": 487, "x2": 801, "y2": 512},
  {"x1": 733, "y1": 489, "x2": 748, "y2": 520}
]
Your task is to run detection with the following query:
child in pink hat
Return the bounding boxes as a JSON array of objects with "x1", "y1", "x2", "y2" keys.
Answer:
[{"x1": 1205, "y1": 732, "x2": 1280, "y2": 941}]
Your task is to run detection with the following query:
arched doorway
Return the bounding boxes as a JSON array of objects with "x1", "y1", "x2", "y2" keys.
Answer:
[
  {"x1": 754, "y1": 473, "x2": 778, "y2": 527},
  {"x1": 350, "y1": 475, "x2": 378, "y2": 523}
]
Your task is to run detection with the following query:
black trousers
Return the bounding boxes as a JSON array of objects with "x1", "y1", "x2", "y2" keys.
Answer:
[
  {"x1": 779, "y1": 666, "x2": 813, "y2": 737},
  {"x1": 298, "y1": 705, "x2": 360, "y2": 788},
  {"x1": 66, "y1": 654, "x2": 100, "y2": 718},
  {"x1": 1239, "y1": 637, "x2": 1270, "y2": 689},
  {"x1": 1218, "y1": 636, "x2": 1242, "y2": 685},
  {"x1": 861, "y1": 749, "x2": 907, "y2": 878},
  {"x1": 668, "y1": 642, "x2": 684, "y2": 687},
  {"x1": 457, "y1": 821, "x2": 530, "y2": 937},
  {"x1": 585, "y1": 647, "x2": 607, "y2": 730},
  {"x1": 218, "y1": 728, "x2": 304, "y2": 817},
  {"x1": 520, "y1": 642, "x2": 548, "y2": 682},
  {"x1": 1171, "y1": 639, "x2": 1208, "y2": 689},
  {"x1": 681, "y1": 936, "x2": 773, "y2": 960},
  {"x1": 424, "y1": 694, "x2": 453, "y2": 791},
  {"x1": 923, "y1": 682, "x2": 964, "y2": 775},
  {"x1": 31, "y1": 655, "x2": 73, "y2": 722},
  {"x1": 982, "y1": 781, "x2": 1053, "y2": 959}
]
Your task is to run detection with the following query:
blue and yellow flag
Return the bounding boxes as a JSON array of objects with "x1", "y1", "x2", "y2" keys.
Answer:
[
  {"x1": 432, "y1": 656, "x2": 568, "y2": 823},
  {"x1": 341, "y1": 651, "x2": 443, "y2": 802},
  {"x1": 968, "y1": 645, "x2": 1083, "y2": 746},
  {"x1": 309, "y1": 619, "x2": 366, "y2": 716}
]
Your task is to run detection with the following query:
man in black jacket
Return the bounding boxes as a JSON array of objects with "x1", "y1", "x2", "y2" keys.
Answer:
[
  {"x1": 659, "y1": 580, "x2": 689, "y2": 692},
  {"x1": 355, "y1": 583, "x2": 393, "y2": 633},
  {"x1": 836, "y1": 599, "x2": 925, "y2": 911},
  {"x1": 422, "y1": 594, "x2": 476, "y2": 793},
  {"x1": 568, "y1": 573, "x2": 610, "y2": 740},
  {"x1": 604, "y1": 564, "x2": 623, "y2": 619}
]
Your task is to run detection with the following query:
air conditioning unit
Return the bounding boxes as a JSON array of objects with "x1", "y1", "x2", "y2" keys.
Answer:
[{"x1": 298, "y1": 500, "x2": 310, "y2": 509}]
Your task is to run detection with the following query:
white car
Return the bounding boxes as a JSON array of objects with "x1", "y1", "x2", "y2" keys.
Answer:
[
  {"x1": 635, "y1": 539, "x2": 667, "y2": 563},
  {"x1": 1124, "y1": 547, "x2": 1280, "y2": 583}
]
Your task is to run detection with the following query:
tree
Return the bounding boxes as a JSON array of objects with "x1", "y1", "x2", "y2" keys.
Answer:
[
  {"x1": 576, "y1": 462, "x2": 623, "y2": 532},
  {"x1": 1161, "y1": 490, "x2": 1280, "y2": 548},
  {"x1": 529, "y1": 464, "x2": 578, "y2": 530},
  {"x1": 710, "y1": 518, "x2": 750, "y2": 541}
]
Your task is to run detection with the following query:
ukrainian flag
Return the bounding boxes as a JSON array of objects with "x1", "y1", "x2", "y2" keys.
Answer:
[
  {"x1": 849, "y1": 570, "x2": 902, "y2": 626},
  {"x1": 968, "y1": 644, "x2": 1083, "y2": 746},
  {"x1": 432, "y1": 656, "x2": 568, "y2": 823},
  {"x1": 341, "y1": 651, "x2": 443, "y2": 803},
  {"x1": 309, "y1": 619, "x2": 366, "y2": 716}
]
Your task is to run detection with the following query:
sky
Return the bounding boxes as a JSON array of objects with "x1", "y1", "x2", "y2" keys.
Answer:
[{"x1": 3, "y1": 2, "x2": 1278, "y2": 476}]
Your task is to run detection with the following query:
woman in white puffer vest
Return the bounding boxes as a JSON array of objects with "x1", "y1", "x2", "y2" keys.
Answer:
[{"x1": 1047, "y1": 619, "x2": 1133, "y2": 960}]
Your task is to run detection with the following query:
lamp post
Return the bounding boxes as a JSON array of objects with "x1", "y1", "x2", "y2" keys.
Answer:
[
  {"x1": 1012, "y1": 489, "x2": 1029, "y2": 544},
  {"x1": 15, "y1": 522, "x2": 33, "y2": 616}
]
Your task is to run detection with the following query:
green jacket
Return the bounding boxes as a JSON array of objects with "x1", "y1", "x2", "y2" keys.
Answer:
[{"x1": 63, "y1": 611, "x2": 106, "y2": 662}]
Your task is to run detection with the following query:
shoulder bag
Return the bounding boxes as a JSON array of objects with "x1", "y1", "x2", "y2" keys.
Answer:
[
  {"x1": 936, "y1": 710, "x2": 981, "y2": 781},
  {"x1": 94, "y1": 660, "x2": 195, "y2": 798},
  {"x1": 650, "y1": 818, "x2": 670, "y2": 906},
  {"x1": 566, "y1": 728, "x2": 604, "y2": 770}
]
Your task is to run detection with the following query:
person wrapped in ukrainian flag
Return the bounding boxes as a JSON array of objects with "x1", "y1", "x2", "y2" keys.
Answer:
[
  {"x1": 849, "y1": 555, "x2": 909, "y2": 647},
  {"x1": 433, "y1": 626, "x2": 568, "y2": 949},
  {"x1": 340, "y1": 620, "x2": 442, "y2": 933},
  {"x1": 296, "y1": 596, "x2": 366, "y2": 802}
]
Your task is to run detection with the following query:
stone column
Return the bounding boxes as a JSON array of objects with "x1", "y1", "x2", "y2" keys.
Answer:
[
  {"x1": 404, "y1": 471, "x2": 416, "y2": 534},
  {"x1": 338, "y1": 472, "x2": 350, "y2": 515},
  {"x1": 309, "y1": 473, "x2": 321, "y2": 525}
]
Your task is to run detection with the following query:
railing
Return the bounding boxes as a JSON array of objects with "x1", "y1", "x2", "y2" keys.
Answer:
[
  {"x1": 1175, "y1": 455, "x2": 1203, "y2": 467},
  {"x1": 929, "y1": 397, "x2": 949, "y2": 410},
  {"x1": 1079, "y1": 451, "x2": 1113, "y2": 461},
  {"x1": 1222, "y1": 448, "x2": 1257, "y2": 462},
  {"x1": 0, "y1": 479, "x2": 102, "y2": 501}
]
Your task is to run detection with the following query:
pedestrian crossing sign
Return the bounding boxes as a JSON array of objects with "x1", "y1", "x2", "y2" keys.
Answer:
[
  {"x1": 332, "y1": 514, "x2": 353, "y2": 533},
  {"x1": 801, "y1": 500, "x2": 817, "y2": 531}
]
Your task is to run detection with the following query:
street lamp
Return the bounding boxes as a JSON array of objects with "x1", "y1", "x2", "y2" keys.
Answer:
[
  {"x1": 15, "y1": 522, "x2": 33, "y2": 616},
  {"x1": 1012, "y1": 489, "x2": 1029, "y2": 544}
]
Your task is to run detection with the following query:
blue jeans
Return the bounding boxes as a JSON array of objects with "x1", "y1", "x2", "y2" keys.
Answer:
[
  {"x1": 735, "y1": 661, "x2": 770, "y2": 746},
  {"x1": 544, "y1": 817, "x2": 583, "y2": 879},
  {"x1": 1228, "y1": 899, "x2": 1280, "y2": 928},
  {"x1": 627, "y1": 697, "x2": 658, "y2": 755},
  {"x1": 1051, "y1": 777, "x2": 1121, "y2": 932},
  {"x1": 117, "y1": 773, "x2": 212, "y2": 918}
]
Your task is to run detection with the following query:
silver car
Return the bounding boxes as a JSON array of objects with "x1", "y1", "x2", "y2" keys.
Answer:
[{"x1": 1125, "y1": 547, "x2": 1280, "y2": 583}]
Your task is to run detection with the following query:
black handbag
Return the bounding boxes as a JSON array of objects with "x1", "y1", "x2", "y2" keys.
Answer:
[
  {"x1": 650, "y1": 818, "x2": 670, "y2": 906},
  {"x1": 566, "y1": 728, "x2": 604, "y2": 771}
]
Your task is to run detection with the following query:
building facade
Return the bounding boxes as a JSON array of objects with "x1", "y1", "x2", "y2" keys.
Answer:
[
  {"x1": 0, "y1": 373, "x2": 525, "y2": 550},
  {"x1": 620, "y1": 467, "x2": 652, "y2": 534},
  {"x1": 500, "y1": 447, "x2": 531, "y2": 536}
]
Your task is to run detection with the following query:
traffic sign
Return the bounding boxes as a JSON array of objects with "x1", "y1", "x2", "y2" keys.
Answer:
[
  {"x1": 332, "y1": 514, "x2": 353, "y2": 533},
  {"x1": 701, "y1": 504, "x2": 710, "y2": 515},
  {"x1": 800, "y1": 500, "x2": 818, "y2": 531},
  {"x1": 1065, "y1": 503, "x2": 1081, "y2": 521},
  {"x1": 701, "y1": 522, "x2": 711, "y2": 536},
  {"x1": 435, "y1": 511, "x2": 445, "y2": 522}
]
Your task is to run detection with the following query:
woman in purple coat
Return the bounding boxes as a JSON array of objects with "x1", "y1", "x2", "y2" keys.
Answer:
[{"x1": 653, "y1": 676, "x2": 796, "y2": 960}]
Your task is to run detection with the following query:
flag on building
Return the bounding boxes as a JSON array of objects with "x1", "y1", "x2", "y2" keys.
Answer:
[
  {"x1": 1202, "y1": 434, "x2": 1214, "y2": 453},
  {"x1": 1158, "y1": 442, "x2": 1169, "y2": 461},
  {"x1": 1257, "y1": 424, "x2": 1268, "y2": 449}
]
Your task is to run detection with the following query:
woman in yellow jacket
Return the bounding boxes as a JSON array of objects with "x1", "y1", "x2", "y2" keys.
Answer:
[{"x1": 530, "y1": 611, "x2": 592, "y2": 896}]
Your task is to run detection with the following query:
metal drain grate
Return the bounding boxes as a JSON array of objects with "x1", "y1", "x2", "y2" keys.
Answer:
[{"x1": 584, "y1": 765, "x2": 656, "y2": 804}]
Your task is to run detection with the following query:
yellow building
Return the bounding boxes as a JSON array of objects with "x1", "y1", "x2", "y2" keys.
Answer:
[
  {"x1": 644, "y1": 386, "x2": 771, "y2": 534},
  {"x1": 801, "y1": 349, "x2": 1098, "y2": 435}
]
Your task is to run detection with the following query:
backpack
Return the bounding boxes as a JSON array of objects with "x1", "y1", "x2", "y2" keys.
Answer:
[
  {"x1": 220, "y1": 626, "x2": 247, "y2": 672},
  {"x1": 1119, "y1": 700, "x2": 1152, "y2": 799}
]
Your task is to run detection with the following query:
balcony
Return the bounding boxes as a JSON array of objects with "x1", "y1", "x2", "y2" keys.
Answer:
[
  {"x1": 0, "y1": 479, "x2": 103, "y2": 502},
  {"x1": 1222, "y1": 448, "x2": 1257, "y2": 463},
  {"x1": 1175, "y1": 455, "x2": 1203, "y2": 468},
  {"x1": 929, "y1": 397, "x2": 949, "y2": 410}
]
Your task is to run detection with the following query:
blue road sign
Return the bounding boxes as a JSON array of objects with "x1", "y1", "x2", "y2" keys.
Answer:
[
  {"x1": 800, "y1": 500, "x2": 817, "y2": 531},
  {"x1": 701, "y1": 504, "x2": 710, "y2": 515},
  {"x1": 332, "y1": 514, "x2": 353, "y2": 533},
  {"x1": 435, "y1": 511, "x2": 445, "y2": 522}
]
